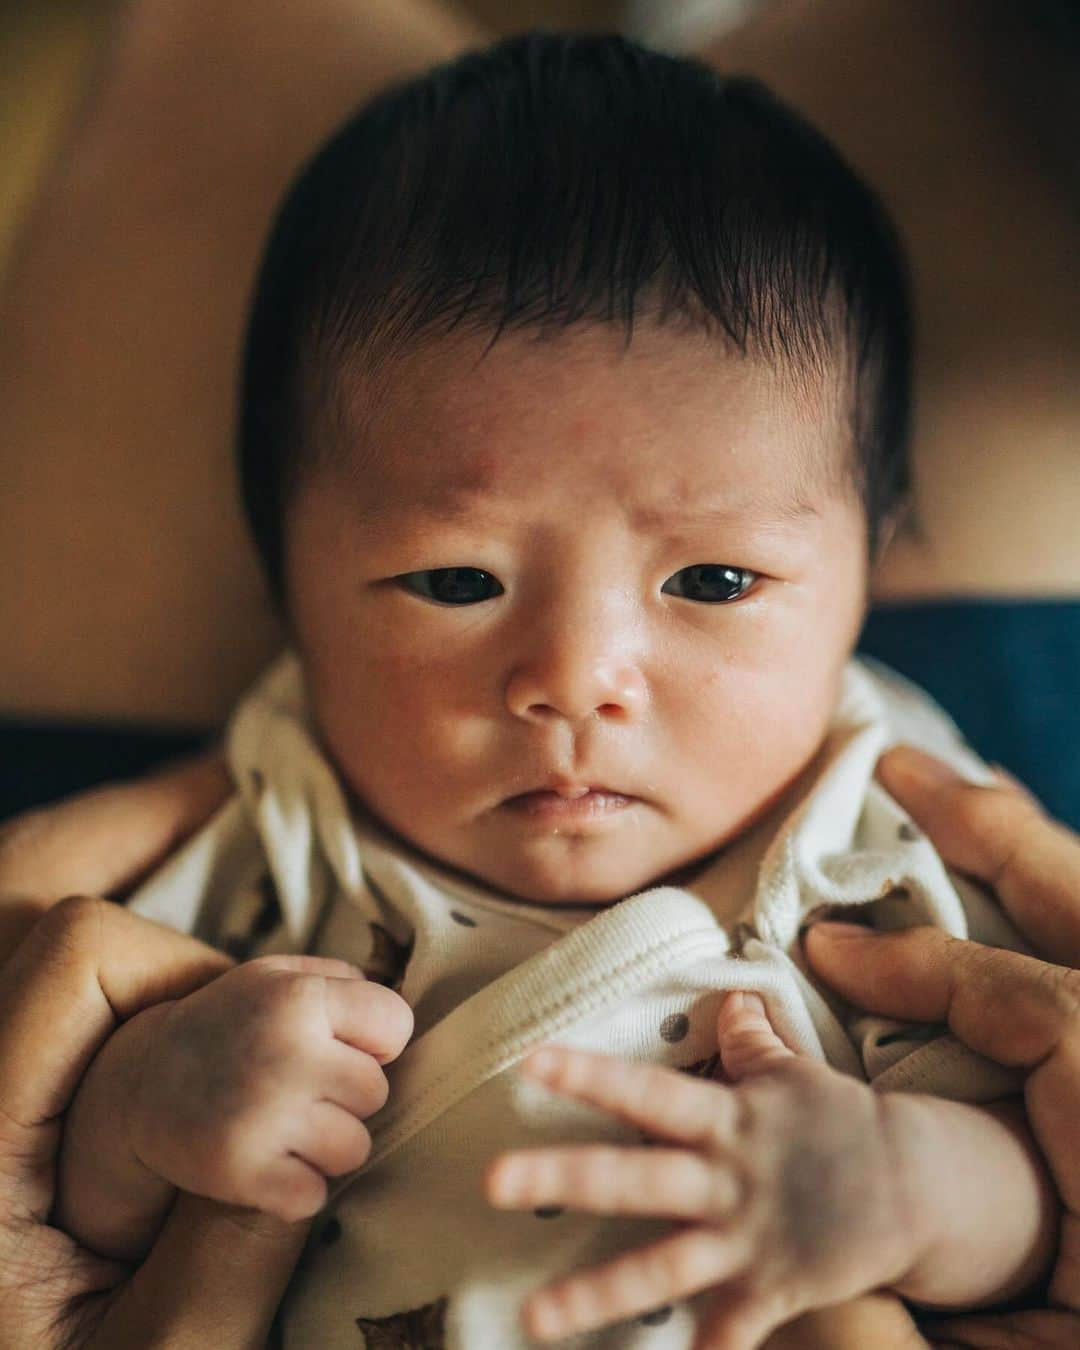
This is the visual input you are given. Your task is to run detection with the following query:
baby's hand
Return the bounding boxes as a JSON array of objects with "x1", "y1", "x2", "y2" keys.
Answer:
[
  {"x1": 486, "y1": 994, "x2": 925, "y2": 1349},
  {"x1": 129, "y1": 954, "x2": 413, "y2": 1222}
]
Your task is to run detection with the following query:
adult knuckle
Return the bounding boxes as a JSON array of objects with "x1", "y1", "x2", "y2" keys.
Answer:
[
  {"x1": 31, "y1": 894, "x2": 111, "y2": 964},
  {"x1": 39, "y1": 892, "x2": 107, "y2": 937},
  {"x1": 1042, "y1": 963, "x2": 1080, "y2": 1023},
  {"x1": 945, "y1": 934, "x2": 1003, "y2": 999},
  {"x1": 986, "y1": 796, "x2": 1046, "y2": 891}
]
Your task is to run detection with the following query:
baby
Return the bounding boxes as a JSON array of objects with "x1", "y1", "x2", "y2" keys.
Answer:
[{"x1": 53, "y1": 33, "x2": 1055, "y2": 1350}]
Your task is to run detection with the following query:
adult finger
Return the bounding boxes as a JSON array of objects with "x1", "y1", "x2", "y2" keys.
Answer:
[
  {"x1": 0, "y1": 749, "x2": 230, "y2": 963},
  {"x1": 88, "y1": 1193, "x2": 309, "y2": 1350},
  {"x1": 761, "y1": 1297, "x2": 931, "y2": 1350},
  {"x1": 921, "y1": 1307, "x2": 1080, "y2": 1349},
  {"x1": 0, "y1": 897, "x2": 229, "y2": 1200},
  {"x1": 0, "y1": 748, "x2": 230, "y2": 912},
  {"x1": 876, "y1": 745, "x2": 1080, "y2": 966},
  {"x1": 804, "y1": 922, "x2": 1080, "y2": 1309},
  {"x1": 519, "y1": 1046, "x2": 738, "y2": 1149},
  {"x1": 804, "y1": 924, "x2": 1079, "y2": 1075}
]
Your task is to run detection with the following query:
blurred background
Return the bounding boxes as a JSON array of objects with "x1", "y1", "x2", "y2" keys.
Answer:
[
  {"x1": 2, "y1": 2, "x2": 1077, "y2": 827},
  {"x1": 0, "y1": 1, "x2": 623, "y2": 278}
]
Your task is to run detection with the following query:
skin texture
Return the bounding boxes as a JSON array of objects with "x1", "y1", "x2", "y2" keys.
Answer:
[
  {"x1": 0, "y1": 758, "x2": 311, "y2": 1350},
  {"x1": 484, "y1": 993, "x2": 1055, "y2": 1349},
  {"x1": 56, "y1": 954, "x2": 413, "y2": 1261},
  {"x1": 53, "y1": 321, "x2": 1057, "y2": 1345},
  {"x1": 286, "y1": 321, "x2": 868, "y2": 905},
  {"x1": 47, "y1": 318, "x2": 935, "y2": 1349},
  {"x1": 807, "y1": 745, "x2": 1080, "y2": 1350},
  {"x1": 6, "y1": 4, "x2": 1071, "y2": 1346}
]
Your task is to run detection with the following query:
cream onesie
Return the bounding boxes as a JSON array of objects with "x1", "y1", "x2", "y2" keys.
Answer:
[{"x1": 127, "y1": 654, "x2": 1027, "y2": 1349}]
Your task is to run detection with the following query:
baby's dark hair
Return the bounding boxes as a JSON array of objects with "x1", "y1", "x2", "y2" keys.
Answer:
[{"x1": 240, "y1": 32, "x2": 911, "y2": 604}]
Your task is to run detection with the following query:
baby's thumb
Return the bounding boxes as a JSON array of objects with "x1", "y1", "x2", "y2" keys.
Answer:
[{"x1": 716, "y1": 992, "x2": 795, "y2": 1082}]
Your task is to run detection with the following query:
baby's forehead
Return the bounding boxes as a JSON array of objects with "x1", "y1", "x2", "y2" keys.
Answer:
[{"x1": 331, "y1": 323, "x2": 855, "y2": 523}]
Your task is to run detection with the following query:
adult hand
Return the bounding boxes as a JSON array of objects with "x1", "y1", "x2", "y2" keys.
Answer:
[
  {"x1": 0, "y1": 748, "x2": 231, "y2": 958},
  {"x1": 805, "y1": 744, "x2": 1080, "y2": 1350},
  {"x1": 0, "y1": 754, "x2": 306, "y2": 1348}
]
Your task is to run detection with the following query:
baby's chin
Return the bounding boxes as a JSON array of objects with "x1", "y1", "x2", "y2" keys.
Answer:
[{"x1": 460, "y1": 843, "x2": 721, "y2": 909}]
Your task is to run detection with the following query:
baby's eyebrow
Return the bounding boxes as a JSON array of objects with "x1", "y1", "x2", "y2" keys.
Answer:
[
  {"x1": 351, "y1": 487, "x2": 823, "y2": 534},
  {"x1": 631, "y1": 489, "x2": 822, "y2": 532}
]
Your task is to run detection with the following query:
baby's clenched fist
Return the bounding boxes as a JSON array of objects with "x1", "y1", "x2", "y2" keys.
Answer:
[{"x1": 127, "y1": 954, "x2": 413, "y2": 1222}]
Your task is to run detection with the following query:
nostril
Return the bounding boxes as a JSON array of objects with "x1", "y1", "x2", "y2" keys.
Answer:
[{"x1": 526, "y1": 702, "x2": 559, "y2": 720}]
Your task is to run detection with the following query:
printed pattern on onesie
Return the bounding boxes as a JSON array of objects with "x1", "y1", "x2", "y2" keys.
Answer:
[{"x1": 127, "y1": 654, "x2": 1028, "y2": 1349}]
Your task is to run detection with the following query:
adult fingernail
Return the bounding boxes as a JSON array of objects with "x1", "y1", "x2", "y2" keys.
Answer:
[
  {"x1": 807, "y1": 921, "x2": 878, "y2": 942},
  {"x1": 877, "y1": 745, "x2": 963, "y2": 792}
]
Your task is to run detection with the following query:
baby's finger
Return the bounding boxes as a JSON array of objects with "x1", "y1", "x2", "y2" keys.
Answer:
[
  {"x1": 487, "y1": 1145, "x2": 740, "y2": 1220},
  {"x1": 519, "y1": 1046, "x2": 737, "y2": 1147},
  {"x1": 717, "y1": 992, "x2": 796, "y2": 1082},
  {"x1": 320, "y1": 1039, "x2": 390, "y2": 1119},
  {"x1": 523, "y1": 1226, "x2": 748, "y2": 1342},
  {"x1": 292, "y1": 1101, "x2": 373, "y2": 1178},
  {"x1": 259, "y1": 1153, "x2": 329, "y2": 1225},
  {"x1": 325, "y1": 976, "x2": 414, "y2": 1064}
]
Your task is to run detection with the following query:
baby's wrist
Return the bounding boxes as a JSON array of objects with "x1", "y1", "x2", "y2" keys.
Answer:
[
  {"x1": 879, "y1": 1093, "x2": 1054, "y2": 1308},
  {"x1": 120, "y1": 1001, "x2": 184, "y2": 1179},
  {"x1": 873, "y1": 1091, "x2": 947, "y2": 1293}
]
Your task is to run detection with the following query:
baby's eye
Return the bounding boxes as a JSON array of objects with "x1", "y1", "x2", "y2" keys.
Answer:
[
  {"x1": 397, "y1": 568, "x2": 504, "y2": 605},
  {"x1": 661, "y1": 564, "x2": 757, "y2": 603}
]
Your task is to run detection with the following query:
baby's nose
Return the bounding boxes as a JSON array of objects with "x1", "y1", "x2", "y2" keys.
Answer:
[{"x1": 504, "y1": 640, "x2": 648, "y2": 725}]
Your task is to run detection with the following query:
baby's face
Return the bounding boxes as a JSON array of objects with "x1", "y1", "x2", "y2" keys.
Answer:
[{"x1": 285, "y1": 323, "x2": 868, "y2": 904}]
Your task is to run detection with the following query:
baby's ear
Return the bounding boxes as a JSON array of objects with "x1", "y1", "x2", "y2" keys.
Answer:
[
  {"x1": 872, "y1": 500, "x2": 916, "y2": 561},
  {"x1": 715, "y1": 991, "x2": 794, "y2": 1083}
]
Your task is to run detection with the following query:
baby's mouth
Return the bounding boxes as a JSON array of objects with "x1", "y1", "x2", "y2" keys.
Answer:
[{"x1": 501, "y1": 787, "x2": 637, "y2": 822}]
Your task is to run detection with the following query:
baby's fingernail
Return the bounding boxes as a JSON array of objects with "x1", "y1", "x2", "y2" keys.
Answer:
[
  {"x1": 525, "y1": 1292, "x2": 563, "y2": 1341},
  {"x1": 522, "y1": 1047, "x2": 559, "y2": 1077},
  {"x1": 488, "y1": 1157, "x2": 524, "y2": 1204}
]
